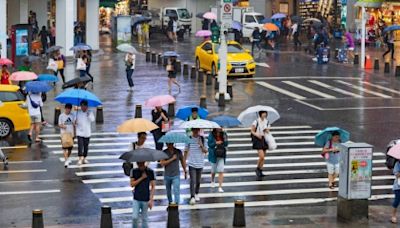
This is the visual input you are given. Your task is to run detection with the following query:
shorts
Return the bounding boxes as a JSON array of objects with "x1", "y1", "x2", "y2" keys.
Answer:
[
  {"x1": 211, "y1": 158, "x2": 224, "y2": 173},
  {"x1": 30, "y1": 115, "x2": 41, "y2": 123},
  {"x1": 327, "y1": 162, "x2": 339, "y2": 175}
]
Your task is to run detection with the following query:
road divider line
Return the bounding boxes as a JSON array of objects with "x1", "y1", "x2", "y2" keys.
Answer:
[
  {"x1": 0, "y1": 169, "x2": 47, "y2": 174},
  {"x1": 283, "y1": 81, "x2": 336, "y2": 99},
  {"x1": 308, "y1": 80, "x2": 363, "y2": 98},
  {"x1": 0, "y1": 145, "x2": 28, "y2": 150},
  {"x1": 0, "y1": 189, "x2": 60, "y2": 195},
  {"x1": 256, "y1": 82, "x2": 306, "y2": 100}
]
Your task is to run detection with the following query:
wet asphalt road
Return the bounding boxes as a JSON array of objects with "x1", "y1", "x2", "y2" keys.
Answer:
[{"x1": 1, "y1": 33, "x2": 400, "y2": 227}]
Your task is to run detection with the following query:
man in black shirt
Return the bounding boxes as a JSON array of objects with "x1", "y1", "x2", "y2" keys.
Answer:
[{"x1": 151, "y1": 106, "x2": 169, "y2": 150}]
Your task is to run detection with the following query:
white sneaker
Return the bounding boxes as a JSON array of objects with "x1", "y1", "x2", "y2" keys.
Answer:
[
  {"x1": 312, "y1": 57, "x2": 317, "y2": 62},
  {"x1": 211, "y1": 182, "x2": 215, "y2": 188},
  {"x1": 218, "y1": 187, "x2": 224, "y2": 193},
  {"x1": 64, "y1": 161, "x2": 69, "y2": 168},
  {"x1": 77, "y1": 160, "x2": 83, "y2": 166},
  {"x1": 195, "y1": 194, "x2": 200, "y2": 201},
  {"x1": 189, "y1": 197, "x2": 196, "y2": 205},
  {"x1": 83, "y1": 159, "x2": 89, "y2": 164}
]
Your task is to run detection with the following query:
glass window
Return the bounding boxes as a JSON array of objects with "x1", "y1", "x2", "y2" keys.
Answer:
[
  {"x1": 215, "y1": 44, "x2": 244, "y2": 54},
  {"x1": 255, "y1": 15, "x2": 265, "y2": 24},
  {"x1": 0, "y1": 91, "x2": 24, "y2": 102},
  {"x1": 245, "y1": 15, "x2": 256, "y2": 23},
  {"x1": 177, "y1": 9, "x2": 190, "y2": 19},
  {"x1": 202, "y1": 43, "x2": 213, "y2": 52}
]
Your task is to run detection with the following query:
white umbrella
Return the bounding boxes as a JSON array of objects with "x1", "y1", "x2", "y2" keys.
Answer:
[
  {"x1": 117, "y1": 43, "x2": 138, "y2": 54},
  {"x1": 303, "y1": 18, "x2": 321, "y2": 23},
  {"x1": 179, "y1": 119, "x2": 221, "y2": 129},
  {"x1": 237, "y1": 105, "x2": 280, "y2": 127}
]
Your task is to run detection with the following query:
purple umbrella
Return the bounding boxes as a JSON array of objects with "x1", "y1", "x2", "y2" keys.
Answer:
[
  {"x1": 232, "y1": 21, "x2": 242, "y2": 30},
  {"x1": 271, "y1": 13, "x2": 286, "y2": 20},
  {"x1": 195, "y1": 30, "x2": 212, "y2": 37}
]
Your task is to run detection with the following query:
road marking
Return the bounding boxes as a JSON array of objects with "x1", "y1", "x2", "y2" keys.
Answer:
[
  {"x1": 283, "y1": 81, "x2": 336, "y2": 99},
  {"x1": 239, "y1": 76, "x2": 361, "y2": 81},
  {"x1": 362, "y1": 81, "x2": 400, "y2": 95},
  {"x1": 255, "y1": 62, "x2": 270, "y2": 68},
  {"x1": 0, "y1": 145, "x2": 28, "y2": 150},
  {"x1": 7, "y1": 161, "x2": 43, "y2": 164},
  {"x1": 335, "y1": 80, "x2": 392, "y2": 98},
  {"x1": 256, "y1": 82, "x2": 306, "y2": 100},
  {"x1": 0, "y1": 169, "x2": 47, "y2": 174},
  {"x1": 308, "y1": 80, "x2": 363, "y2": 98},
  {"x1": 0, "y1": 189, "x2": 60, "y2": 195},
  {"x1": 0, "y1": 179, "x2": 59, "y2": 184}
]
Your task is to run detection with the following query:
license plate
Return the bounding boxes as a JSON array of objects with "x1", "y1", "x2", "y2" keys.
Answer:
[{"x1": 235, "y1": 68, "x2": 244, "y2": 73}]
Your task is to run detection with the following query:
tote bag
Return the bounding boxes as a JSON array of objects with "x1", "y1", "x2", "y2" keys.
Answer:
[
  {"x1": 46, "y1": 59, "x2": 58, "y2": 72},
  {"x1": 76, "y1": 58, "x2": 87, "y2": 71},
  {"x1": 61, "y1": 133, "x2": 74, "y2": 148},
  {"x1": 264, "y1": 133, "x2": 277, "y2": 150}
]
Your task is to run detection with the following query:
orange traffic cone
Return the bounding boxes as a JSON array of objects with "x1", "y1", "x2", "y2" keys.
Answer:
[{"x1": 365, "y1": 55, "x2": 373, "y2": 69}]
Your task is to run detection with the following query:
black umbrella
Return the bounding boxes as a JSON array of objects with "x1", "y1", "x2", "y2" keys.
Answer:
[
  {"x1": 196, "y1": 12, "x2": 205, "y2": 19},
  {"x1": 46, "y1": 45, "x2": 63, "y2": 53},
  {"x1": 291, "y1": 15, "x2": 302, "y2": 23},
  {"x1": 119, "y1": 148, "x2": 169, "y2": 162},
  {"x1": 62, "y1": 76, "x2": 92, "y2": 89},
  {"x1": 22, "y1": 55, "x2": 41, "y2": 63}
]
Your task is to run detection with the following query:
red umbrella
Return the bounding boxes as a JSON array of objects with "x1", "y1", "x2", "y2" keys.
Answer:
[
  {"x1": 0, "y1": 58, "x2": 13, "y2": 66},
  {"x1": 10, "y1": 71, "x2": 38, "y2": 81}
]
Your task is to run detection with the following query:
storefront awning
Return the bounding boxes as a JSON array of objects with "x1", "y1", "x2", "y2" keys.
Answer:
[{"x1": 354, "y1": 0, "x2": 383, "y2": 8}]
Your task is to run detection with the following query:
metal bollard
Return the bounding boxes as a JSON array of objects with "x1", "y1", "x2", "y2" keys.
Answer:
[
  {"x1": 334, "y1": 49, "x2": 339, "y2": 59},
  {"x1": 384, "y1": 62, "x2": 390, "y2": 73},
  {"x1": 183, "y1": 64, "x2": 189, "y2": 75},
  {"x1": 374, "y1": 58, "x2": 379, "y2": 70},
  {"x1": 32, "y1": 209, "x2": 44, "y2": 228},
  {"x1": 218, "y1": 93, "x2": 225, "y2": 107},
  {"x1": 200, "y1": 96, "x2": 207, "y2": 109},
  {"x1": 134, "y1": 105, "x2": 142, "y2": 118},
  {"x1": 96, "y1": 106, "x2": 104, "y2": 124},
  {"x1": 145, "y1": 51, "x2": 150, "y2": 62},
  {"x1": 227, "y1": 83, "x2": 233, "y2": 99},
  {"x1": 353, "y1": 54, "x2": 359, "y2": 65},
  {"x1": 214, "y1": 77, "x2": 219, "y2": 90},
  {"x1": 233, "y1": 200, "x2": 246, "y2": 227},
  {"x1": 168, "y1": 102, "x2": 175, "y2": 118},
  {"x1": 151, "y1": 52, "x2": 156, "y2": 63},
  {"x1": 176, "y1": 60, "x2": 181, "y2": 73},
  {"x1": 190, "y1": 66, "x2": 197, "y2": 79},
  {"x1": 167, "y1": 203, "x2": 180, "y2": 228},
  {"x1": 100, "y1": 206, "x2": 113, "y2": 228},
  {"x1": 53, "y1": 106, "x2": 61, "y2": 125},
  {"x1": 198, "y1": 69, "x2": 204, "y2": 82},
  {"x1": 206, "y1": 72, "x2": 212, "y2": 85},
  {"x1": 396, "y1": 66, "x2": 400, "y2": 77},
  {"x1": 157, "y1": 53, "x2": 162, "y2": 65}
]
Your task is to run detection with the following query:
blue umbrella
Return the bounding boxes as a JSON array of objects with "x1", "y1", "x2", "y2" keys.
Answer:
[
  {"x1": 25, "y1": 81, "x2": 53, "y2": 93},
  {"x1": 211, "y1": 115, "x2": 241, "y2": 127},
  {"x1": 176, "y1": 105, "x2": 208, "y2": 120},
  {"x1": 55, "y1": 89, "x2": 102, "y2": 107},
  {"x1": 314, "y1": 127, "x2": 350, "y2": 147},
  {"x1": 158, "y1": 132, "x2": 193, "y2": 144},
  {"x1": 70, "y1": 43, "x2": 92, "y2": 51},
  {"x1": 383, "y1": 25, "x2": 400, "y2": 34},
  {"x1": 261, "y1": 18, "x2": 273, "y2": 24},
  {"x1": 37, "y1": 74, "x2": 59, "y2": 82},
  {"x1": 232, "y1": 21, "x2": 242, "y2": 30},
  {"x1": 271, "y1": 13, "x2": 286, "y2": 20},
  {"x1": 163, "y1": 51, "x2": 180, "y2": 57}
]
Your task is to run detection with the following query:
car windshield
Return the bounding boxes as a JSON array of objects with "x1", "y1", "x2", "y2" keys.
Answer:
[
  {"x1": 255, "y1": 15, "x2": 265, "y2": 24},
  {"x1": 177, "y1": 9, "x2": 190, "y2": 19},
  {"x1": 0, "y1": 91, "x2": 25, "y2": 102},
  {"x1": 215, "y1": 44, "x2": 244, "y2": 54}
]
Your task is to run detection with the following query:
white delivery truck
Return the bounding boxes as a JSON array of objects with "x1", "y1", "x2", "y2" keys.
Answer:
[{"x1": 149, "y1": 7, "x2": 193, "y2": 34}]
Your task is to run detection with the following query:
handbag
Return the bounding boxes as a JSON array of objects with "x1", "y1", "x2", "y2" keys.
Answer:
[
  {"x1": 215, "y1": 144, "x2": 226, "y2": 158},
  {"x1": 46, "y1": 58, "x2": 58, "y2": 72},
  {"x1": 28, "y1": 95, "x2": 40, "y2": 109},
  {"x1": 264, "y1": 133, "x2": 277, "y2": 150},
  {"x1": 161, "y1": 121, "x2": 172, "y2": 133},
  {"x1": 166, "y1": 64, "x2": 173, "y2": 72},
  {"x1": 57, "y1": 60, "x2": 64, "y2": 69},
  {"x1": 61, "y1": 133, "x2": 74, "y2": 148},
  {"x1": 76, "y1": 58, "x2": 87, "y2": 70}
]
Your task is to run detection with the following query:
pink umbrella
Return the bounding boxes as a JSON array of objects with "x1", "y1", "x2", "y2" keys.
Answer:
[
  {"x1": 144, "y1": 95, "x2": 176, "y2": 107},
  {"x1": 10, "y1": 71, "x2": 38, "y2": 81},
  {"x1": 195, "y1": 30, "x2": 212, "y2": 37},
  {"x1": 388, "y1": 144, "x2": 400, "y2": 160},
  {"x1": 0, "y1": 58, "x2": 13, "y2": 66},
  {"x1": 203, "y1": 12, "x2": 217, "y2": 20}
]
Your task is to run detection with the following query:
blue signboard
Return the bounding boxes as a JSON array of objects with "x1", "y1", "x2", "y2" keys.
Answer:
[{"x1": 15, "y1": 29, "x2": 28, "y2": 56}]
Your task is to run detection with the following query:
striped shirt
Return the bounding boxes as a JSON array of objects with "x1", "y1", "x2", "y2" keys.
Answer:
[{"x1": 185, "y1": 136, "x2": 206, "y2": 169}]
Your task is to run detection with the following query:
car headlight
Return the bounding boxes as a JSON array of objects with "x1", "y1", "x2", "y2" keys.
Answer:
[{"x1": 248, "y1": 60, "x2": 255, "y2": 64}]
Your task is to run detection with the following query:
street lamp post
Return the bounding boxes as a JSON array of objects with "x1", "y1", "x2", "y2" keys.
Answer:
[{"x1": 360, "y1": 6, "x2": 366, "y2": 68}]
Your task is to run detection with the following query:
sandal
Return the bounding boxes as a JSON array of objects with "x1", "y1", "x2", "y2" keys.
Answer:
[{"x1": 391, "y1": 217, "x2": 397, "y2": 224}]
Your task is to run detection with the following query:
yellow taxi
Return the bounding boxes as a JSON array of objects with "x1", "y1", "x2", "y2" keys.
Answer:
[
  {"x1": 195, "y1": 40, "x2": 256, "y2": 77},
  {"x1": 0, "y1": 85, "x2": 31, "y2": 137}
]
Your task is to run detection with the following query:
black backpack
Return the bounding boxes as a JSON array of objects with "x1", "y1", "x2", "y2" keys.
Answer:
[
  {"x1": 214, "y1": 133, "x2": 227, "y2": 158},
  {"x1": 122, "y1": 142, "x2": 137, "y2": 176},
  {"x1": 386, "y1": 140, "x2": 399, "y2": 170}
]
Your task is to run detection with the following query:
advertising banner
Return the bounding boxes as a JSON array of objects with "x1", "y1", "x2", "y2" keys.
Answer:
[{"x1": 348, "y1": 147, "x2": 373, "y2": 199}]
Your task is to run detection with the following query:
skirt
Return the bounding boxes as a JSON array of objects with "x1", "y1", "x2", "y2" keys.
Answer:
[{"x1": 252, "y1": 136, "x2": 268, "y2": 150}]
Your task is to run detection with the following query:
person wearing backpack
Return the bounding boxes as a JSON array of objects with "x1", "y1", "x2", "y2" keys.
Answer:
[
  {"x1": 391, "y1": 160, "x2": 400, "y2": 223},
  {"x1": 383, "y1": 31, "x2": 395, "y2": 61},
  {"x1": 26, "y1": 92, "x2": 44, "y2": 142},
  {"x1": 184, "y1": 128, "x2": 207, "y2": 205},
  {"x1": 321, "y1": 131, "x2": 341, "y2": 189},
  {"x1": 122, "y1": 132, "x2": 148, "y2": 176},
  {"x1": 208, "y1": 128, "x2": 228, "y2": 193},
  {"x1": 250, "y1": 111, "x2": 270, "y2": 177}
]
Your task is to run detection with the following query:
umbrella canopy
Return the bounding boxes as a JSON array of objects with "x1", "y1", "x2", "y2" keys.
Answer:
[
  {"x1": 314, "y1": 127, "x2": 350, "y2": 147},
  {"x1": 383, "y1": 25, "x2": 400, "y2": 34},
  {"x1": 0, "y1": 58, "x2": 13, "y2": 66},
  {"x1": 116, "y1": 43, "x2": 138, "y2": 54},
  {"x1": 46, "y1": 45, "x2": 63, "y2": 53},
  {"x1": 37, "y1": 74, "x2": 59, "y2": 82},
  {"x1": 203, "y1": 12, "x2": 217, "y2": 20},
  {"x1": 237, "y1": 105, "x2": 280, "y2": 127},
  {"x1": 22, "y1": 55, "x2": 41, "y2": 63},
  {"x1": 271, "y1": 13, "x2": 286, "y2": 19},
  {"x1": 211, "y1": 115, "x2": 241, "y2": 127},
  {"x1": 62, "y1": 76, "x2": 92, "y2": 89},
  {"x1": 70, "y1": 43, "x2": 92, "y2": 51},
  {"x1": 144, "y1": 95, "x2": 175, "y2": 107},
  {"x1": 132, "y1": 16, "x2": 152, "y2": 27},
  {"x1": 10, "y1": 71, "x2": 38, "y2": 81},
  {"x1": 163, "y1": 51, "x2": 180, "y2": 57},
  {"x1": 195, "y1": 30, "x2": 212, "y2": 37},
  {"x1": 232, "y1": 21, "x2": 242, "y2": 30},
  {"x1": 120, "y1": 148, "x2": 169, "y2": 162},
  {"x1": 261, "y1": 18, "x2": 273, "y2": 24},
  {"x1": 263, "y1": 23, "x2": 279, "y2": 31},
  {"x1": 158, "y1": 132, "x2": 193, "y2": 144},
  {"x1": 303, "y1": 18, "x2": 321, "y2": 23},
  {"x1": 291, "y1": 15, "x2": 302, "y2": 22},
  {"x1": 25, "y1": 81, "x2": 53, "y2": 93},
  {"x1": 388, "y1": 143, "x2": 400, "y2": 160},
  {"x1": 196, "y1": 12, "x2": 205, "y2": 18},
  {"x1": 176, "y1": 105, "x2": 209, "y2": 120},
  {"x1": 55, "y1": 88, "x2": 102, "y2": 107},
  {"x1": 180, "y1": 119, "x2": 220, "y2": 129},
  {"x1": 117, "y1": 118, "x2": 159, "y2": 133}
]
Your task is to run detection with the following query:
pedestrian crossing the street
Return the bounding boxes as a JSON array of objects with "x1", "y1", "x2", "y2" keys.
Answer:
[{"x1": 39, "y1": 125, "x2": 395, "y2": 215}]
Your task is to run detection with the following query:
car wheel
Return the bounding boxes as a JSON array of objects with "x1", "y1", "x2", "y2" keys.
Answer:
[
  {"x1": 211, "y1": 63, "x2": 217, "y2": 76},
  {"x1": 196, "y1": 58, "x2": 200, "y2": 70},
  {"x1": 0, "y1": 119, "x2": 13, "y2": 138}
]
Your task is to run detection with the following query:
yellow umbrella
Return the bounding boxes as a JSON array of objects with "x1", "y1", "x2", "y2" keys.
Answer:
[{"x1": 117, "y1": 118, "x2": 159, "y2": 133}]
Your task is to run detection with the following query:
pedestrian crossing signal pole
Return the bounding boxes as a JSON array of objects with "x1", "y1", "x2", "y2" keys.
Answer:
[{"x1": 360, "y1": 6, "x2": 366, "y2": 68}]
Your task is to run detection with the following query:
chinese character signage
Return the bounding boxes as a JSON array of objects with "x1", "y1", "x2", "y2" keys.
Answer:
[{"x1": 348, "y1": 147, "x2": 372, "y2": 199}]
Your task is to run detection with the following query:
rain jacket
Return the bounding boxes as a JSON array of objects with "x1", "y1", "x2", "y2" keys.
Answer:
[{"x1": 207, "y1": 132, "x2": 228, "y2": 164}]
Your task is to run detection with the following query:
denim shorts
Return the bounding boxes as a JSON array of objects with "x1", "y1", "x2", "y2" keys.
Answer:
[
  {"x1": 211, "y1": 158, "x2": 224, "y2": 173},
  {"x1": 327, "y1": 162, "x2": 339, "y2": 175}
]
